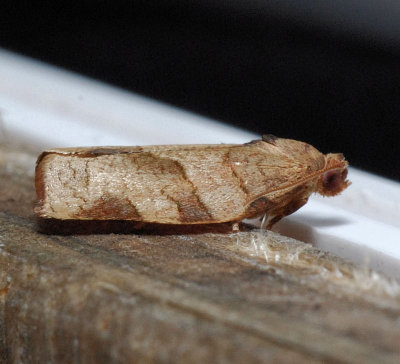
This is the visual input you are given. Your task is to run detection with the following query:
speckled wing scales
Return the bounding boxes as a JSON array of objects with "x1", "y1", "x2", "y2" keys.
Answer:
[
  {"x1": 36, "y1": 144, "x2": 246, "y2": 224},
  {"x1": 35, "y1": 138, "x2": 348, "y2": 226},
  {"x1": 224, "y1": 138, "x2": 327, "y2": 224}
]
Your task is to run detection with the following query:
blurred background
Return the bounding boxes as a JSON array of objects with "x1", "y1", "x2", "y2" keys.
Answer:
[{"x1": 1, "y1": 0, "x2": 400, "y2": 180}]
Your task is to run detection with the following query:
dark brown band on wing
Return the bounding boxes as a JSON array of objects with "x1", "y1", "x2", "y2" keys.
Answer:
[
  {"x1": 222, "y1": 151, "x2": 250, "y2": 196},
  {"x1": 176, "y1": 195, "x2": 213, "y2": 223},
  {"x1": 73, "y1": 196, "x2": 142, "y2": 220},
  {"x1": 167, "y1": 159, "x2": 214, "y2": 223}
]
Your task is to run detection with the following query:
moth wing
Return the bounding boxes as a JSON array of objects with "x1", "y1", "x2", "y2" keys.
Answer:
[
  {"x1": 36, "y1": 139, "x2": 327, "y2": 224},
  {"x1": 228, "y1": 139, "x2": 326, "y2": 200},
  {"x1": 36, "y1": 144, "x2": 243, "y2": 223}
]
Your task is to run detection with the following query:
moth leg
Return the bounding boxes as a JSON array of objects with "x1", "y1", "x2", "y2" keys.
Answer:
[
  {"x1": 266, "y1": 215, "x2": 284, "y2": 230},
  {"x1": 267, "y1": 197, "x2": 309, "y2": 229},
  {"x1": 232, "y1": 222, "x2": 240, "y2": 233},
  {"x1": 259, "y1": 213, "x2": 268, "y2": 230}
]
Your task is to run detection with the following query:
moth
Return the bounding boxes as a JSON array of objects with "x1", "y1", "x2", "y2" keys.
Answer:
[{"x1": 35, "y1": 135, "x2": 350, "y2": 229}]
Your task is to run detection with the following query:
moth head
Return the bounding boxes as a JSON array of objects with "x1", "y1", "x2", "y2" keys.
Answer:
[{"x1": 317, "y1": 153, "x2": 351, "y2": 197}]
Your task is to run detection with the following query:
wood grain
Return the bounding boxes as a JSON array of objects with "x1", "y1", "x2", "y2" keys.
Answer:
[{"x1": 1, "y1": 142, "x2": 399, "y2": 363}]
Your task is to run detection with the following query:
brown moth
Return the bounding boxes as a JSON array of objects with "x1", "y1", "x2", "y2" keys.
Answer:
[{"x1": 35, "y1": 135, "x2": 350, "y2": 229}]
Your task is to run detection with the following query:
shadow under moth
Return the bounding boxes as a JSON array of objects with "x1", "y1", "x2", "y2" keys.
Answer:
[{"x1": 35, "y1": 135, "x2": 350, "y2": 230}]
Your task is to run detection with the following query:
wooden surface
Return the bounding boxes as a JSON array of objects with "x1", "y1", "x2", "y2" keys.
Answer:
[{"x1": 1, "y1": 142, "x2": 400, "y2": 363}]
